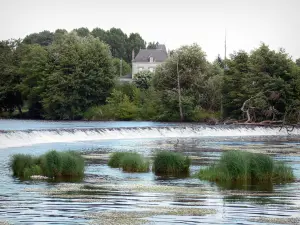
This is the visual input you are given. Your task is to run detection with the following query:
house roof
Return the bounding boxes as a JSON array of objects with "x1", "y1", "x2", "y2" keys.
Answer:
[{"x1": 133, "y1": 49, "x2": 168, "y2": 63}]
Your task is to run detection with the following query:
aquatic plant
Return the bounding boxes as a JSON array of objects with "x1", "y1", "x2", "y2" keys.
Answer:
[
  {"x1": 10, "y1": 150, "x2": 85, "y2": 180},
  {"x1": 120, "y1": 152, "x2": 149, "y2": 172},
  {"x1": 198, "y1": 150, "x2": 294, "y2": 183},
  {"x1": 108, "y1": 152, "x2": 149, "y2": 172},
  {"x1": 108, "y1": 152, "x2": 127, "y2": 168},
  {"x1": 152, "y1": 151, "x2": 191, "y2": 175}
]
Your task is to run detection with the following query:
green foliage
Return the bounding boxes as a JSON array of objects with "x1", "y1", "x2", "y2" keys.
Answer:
[
  {"x1": 120, "y1": 152, "x2": 149, "y2": 172},
  {"x1": 84, "y1": 84, "x2": 160, "y2": 121},
  {"x1": 112, "y1": 58, "x2": 131, "y2": 76},
  {"x1": 72, "y1": 27, "x2": 90, "y2": 37},
  {"x1": 0, "y1": 40, "x2": 23, "y2": 114},
  {"x1": 3, "y1": 27, "x2": 300, "y2": 124},
  {"x1": 23, "y1": 30, "x2": 54, "y2": 46},
  {"x1": 10, "y1": 154, "x2": 36, "y2": 177},
  {"x1": 147, "y1": 42, "x2": 158, "y2": 49},
  {"x1": 133, "y1": 70, "x2": 153, "y2": 89},
  {"x1": 41, "y1": 32, "x2": 115, "y2": 120},
  {"x1": 198, "y1": 151, "x2": 294, "y2": 183},
  {"x1": 108, "y1": 152, "x2": 149, "y2": 172},
  {"x1": 190, "y1": 107, "x2": 220, "y2": 122},
  {"x1": 152, "y1": 151, "x2": 191, "y2": 175},
  {"x1": 10, "y1": 150, "x2": 85, "y2": 179},
  {"x1": 222, "y1": 44, "x2": 297, "y2": 122},
  {"x1": 18, "y1": 44, "x2": 48, "y2": 118},
  {"x1": 153, "y1": 44, "x2": 222, "y2": 121},
  {"x1": 108, "y1": 152, "x2": 127, "y2": 168}
]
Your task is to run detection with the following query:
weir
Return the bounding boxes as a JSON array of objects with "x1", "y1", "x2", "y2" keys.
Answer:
[{"x1": 1, "y1": 125, "x2": 300, "y2": 149}]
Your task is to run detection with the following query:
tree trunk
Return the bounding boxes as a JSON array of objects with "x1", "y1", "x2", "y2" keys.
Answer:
[
  {"x1": 177, "y1": 60, "x2": 184, "y2": 122},
  {"x1": 241, "y1": 98, "x2": 252, "y2": 123}
]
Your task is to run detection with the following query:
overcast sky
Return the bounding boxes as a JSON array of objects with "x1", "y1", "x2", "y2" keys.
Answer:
[{"x1": 1, "y1": 0, "x2": 299, "y2": 61}]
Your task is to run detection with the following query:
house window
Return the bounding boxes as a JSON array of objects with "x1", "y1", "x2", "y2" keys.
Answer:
[
  {"x1": 149, "y1": 68, "x2": 154, "y2": 72},
  {"x1": 149, "y1": 57, "x2": 153, "y2": 63}
]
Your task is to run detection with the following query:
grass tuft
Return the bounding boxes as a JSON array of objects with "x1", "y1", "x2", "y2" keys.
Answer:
[
  {"x1": 198, "y1": 150, "x2": 294, "y2": 183},
  {"x1": 108, "y1": 152, "x2": 127, "y2": 168},
  {"x1": 152, "y1": 151, "x2": 191, "y2": 176},
  {"x1": 10, "y1": 150, "x2": 85, "y2": 180},
  {"x1": 108, "y1": 152, "x2": 149, "y2": 172},
  {"x1": 120, "y1": 152, "x2": 149, "y2": 172}
]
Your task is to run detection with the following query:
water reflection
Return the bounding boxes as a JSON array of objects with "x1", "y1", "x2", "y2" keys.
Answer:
[{"x1": 216, "y1": 180, "x2": 274, "y2": 192}]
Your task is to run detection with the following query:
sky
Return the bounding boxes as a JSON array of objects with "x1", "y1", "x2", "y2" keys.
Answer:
[{"x1": 0, "y1": 0, "x2": 299, "y2": 61}]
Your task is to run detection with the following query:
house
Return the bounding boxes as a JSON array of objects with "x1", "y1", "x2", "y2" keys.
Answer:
[{"x1": 131, "y1": 43, "x2": 168, "y2": 78}]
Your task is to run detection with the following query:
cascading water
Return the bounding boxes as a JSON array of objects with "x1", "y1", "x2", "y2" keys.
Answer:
[{"x1": 1, "y1": 125, "x2": 300, "y2": 149}]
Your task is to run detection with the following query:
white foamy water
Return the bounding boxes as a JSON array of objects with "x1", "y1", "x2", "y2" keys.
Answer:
[{"x1": 1, "y1": 125, "x2": 299, "y2": 149}]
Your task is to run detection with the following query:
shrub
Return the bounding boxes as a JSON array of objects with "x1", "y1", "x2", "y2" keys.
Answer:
[
  {"x1": 83, "y1": 105, "x2": 115, "y2": 121},
  {"x1": 152, "y1": 151, "x2": 191, "y2": 175},
  {"x1": 108, "y1": 152, "x2": 127, "y2": 168},
  {"x1": 198, "y1": 151, "x2": 294, "y2": 183},
  {"x1": 120, "y1": 152, "x2": 149, "y2": 172},
  {"x1": 10, "y1": 150, "x2": 85, "y2": 180}
]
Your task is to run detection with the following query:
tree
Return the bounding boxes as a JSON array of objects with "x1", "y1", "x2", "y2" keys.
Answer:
[
  {"x1": 41, "y1": 32, "x2": 115, "y2": 120},
  {"x1": 153, "y1": 44, "x2": 211, "y2": 121},
  {"x1": 112, "y1": 58, "x2": 131, "y2": 76},
  {"x1": 147, "y1": 42, "x2": 158, "y2": 49},
  {"x1": 105, "y1": 28, "x2": 127, "y2": 60},
  {"x1": 23, "y1": 30, "x2": 54, "y2": 46},
  {"x1": 91, "y1": 27, "x2": 107, "y2": 42},
  {"x1": 296, "y1": 58, "x2": 300, "y2": 67},
  {"x1": 18, "y1": 44, "x2": 48, "y2": 118},
  {"x1": 126, "y1": 33, "x2": 146, "y2": 62},
  {"x1": 72, "y1": 27, "x2": 90, "y2": 37},
  {"x1": 0, "y1": 40, "x2": 23, "y2": 114},
  {"x1": 223, "y1": 43, "x2": 296, "y2": 123},
  {"x1": 133, "y1": 70, "x2": 153, "y2": 89}
]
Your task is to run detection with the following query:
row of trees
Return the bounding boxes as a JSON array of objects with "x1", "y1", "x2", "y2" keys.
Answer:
[
  {"x1": 22, "y1": 27, "x2": 159, "y2": 63},
  {"x1": 85, "y1": 43, "x2": 300, "y2": 124},
  {"x1": 1, "y1": 27, "x2": 300, "y2": 123}
]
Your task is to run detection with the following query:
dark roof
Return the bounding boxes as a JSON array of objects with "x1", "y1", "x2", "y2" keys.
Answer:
[{"x1": 133, "y1": 49, "x2": 168, "y2": 62}]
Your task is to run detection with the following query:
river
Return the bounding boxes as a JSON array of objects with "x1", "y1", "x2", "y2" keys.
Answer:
[{"x1": 0, "y1": 119, "x2": 300, "y2": 224}]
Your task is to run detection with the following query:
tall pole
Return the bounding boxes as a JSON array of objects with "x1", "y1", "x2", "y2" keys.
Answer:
[{"x1": 120, "y1": 58, "x2": 122, "y2": 76}]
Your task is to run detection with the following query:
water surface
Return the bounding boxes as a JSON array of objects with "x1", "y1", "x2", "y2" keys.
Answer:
[{"x1": 0, "y1": 119, "x2": 300, "y2": 224}]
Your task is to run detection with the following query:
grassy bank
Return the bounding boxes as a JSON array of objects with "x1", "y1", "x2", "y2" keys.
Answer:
[
  {"x1": 11, "y1": 150, "x2": 85, "y2": 179},
  {"x1": 198, "y1": 151, "x2": 294, "y2": 183}
]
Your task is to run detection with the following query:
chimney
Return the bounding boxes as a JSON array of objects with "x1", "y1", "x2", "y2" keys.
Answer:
[{"x1": 132, "y1": 49, "x2": 135, "y2": 62}]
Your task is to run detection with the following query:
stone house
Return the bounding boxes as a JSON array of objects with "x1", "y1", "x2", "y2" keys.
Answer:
[{"x1": 131, "y1": 44, "x2": 168, "y2": 78}]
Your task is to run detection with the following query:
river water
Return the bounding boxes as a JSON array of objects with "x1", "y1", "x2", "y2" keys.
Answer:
[{"x1": 0, "y1": 119, "x2": 300, "y2": 225}]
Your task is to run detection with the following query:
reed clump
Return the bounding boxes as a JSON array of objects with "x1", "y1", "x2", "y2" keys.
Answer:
[
  {"x1": 10, "y1": 150, "x2": 84, "y2": 179},
  {"x1": 108, "y1": 152, "x2": 149, "y2": 172},
  {"x1": 198, "y1": 150, "x2": 294, "y2": 183},
  {"x1": 152, "y1": 151, "x2": 191, "y2": 175},
  {"x1": 108, "y1": 152, "x2": 127, "y2": 168}
]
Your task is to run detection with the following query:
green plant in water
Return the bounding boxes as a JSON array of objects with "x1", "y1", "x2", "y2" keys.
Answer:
[
  {"x1": 198, "y1": 150, "x2": 294, "y2": 183},
  {"x1": 152, "y1": 151, "x2": 191, "y2": 175},
  {"x1": 108, "y1": 152, "x2": 127, "y2": 168},
  {"x1": 10, "y1": 150, "x2": 85, "y2": 180},
  {"x1": 120, "y1": 152, "x2": 149, "y2": 172}
]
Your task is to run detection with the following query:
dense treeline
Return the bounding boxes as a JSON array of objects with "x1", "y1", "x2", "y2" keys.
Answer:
[{"x1": 1, "y1": 27, "x2": 300, "y2": 123}]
